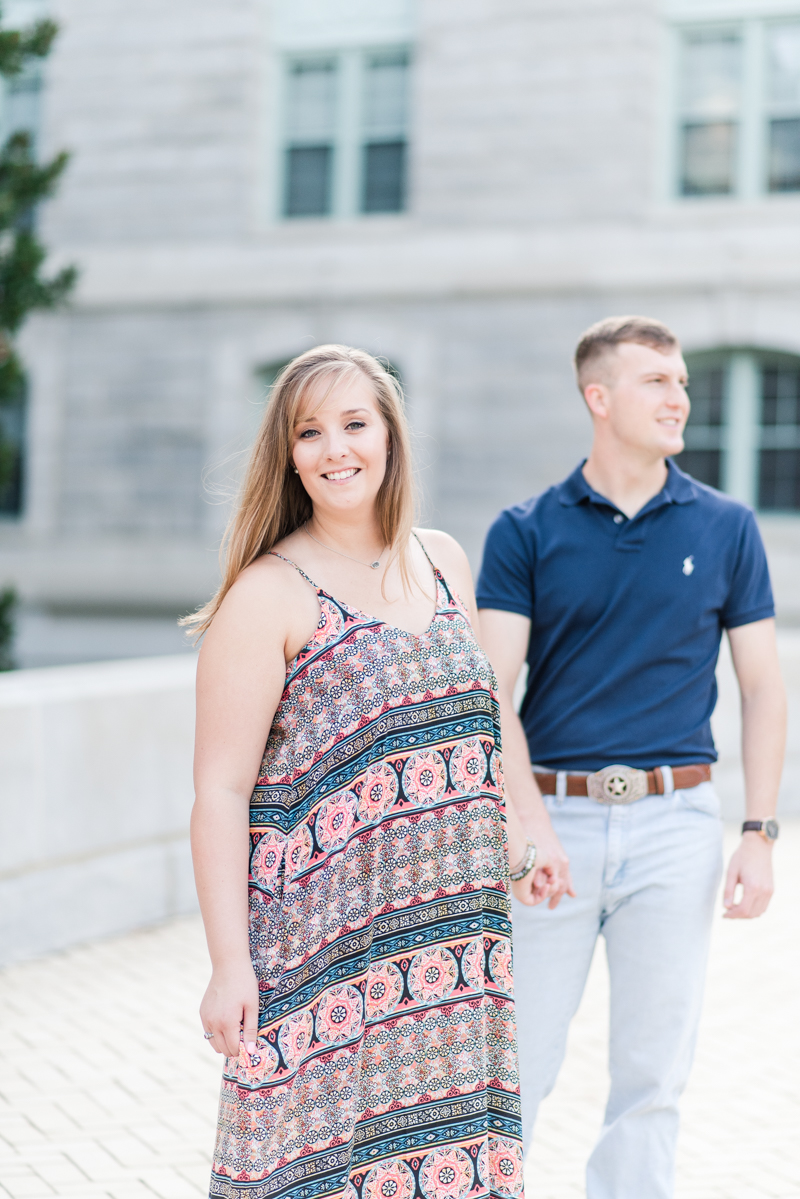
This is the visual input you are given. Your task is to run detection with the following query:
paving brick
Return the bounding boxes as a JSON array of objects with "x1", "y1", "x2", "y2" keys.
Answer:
[{"x1": 1, "y1": 824, "x2": 798, "y2": 1198}]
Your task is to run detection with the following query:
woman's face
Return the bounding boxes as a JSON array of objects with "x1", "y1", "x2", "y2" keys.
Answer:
[{"x1": 292, "y1": 372, "x2": 390, "y2": 519}]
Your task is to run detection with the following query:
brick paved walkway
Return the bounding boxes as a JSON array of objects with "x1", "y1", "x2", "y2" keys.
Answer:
[{"x1": 1, "y1": 823, "x2": 798, "y2": 1199}]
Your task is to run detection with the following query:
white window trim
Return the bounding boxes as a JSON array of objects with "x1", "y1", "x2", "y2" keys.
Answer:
[
  {"x1": 661, "y1": 6, "x2": 800, "y2": 203},
  {"x1": 267, "y1": 43, "x2": 411, "y2": 223}
]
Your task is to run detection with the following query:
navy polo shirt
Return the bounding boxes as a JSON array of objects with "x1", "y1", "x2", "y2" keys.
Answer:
[{"x1": 476, "y1": 461, "x2": 775, "y2": 771}]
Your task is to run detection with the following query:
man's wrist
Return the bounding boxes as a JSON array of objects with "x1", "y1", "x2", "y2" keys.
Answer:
[{"x1": 741, "y1": 818, "x2": 779, "y2": 844}]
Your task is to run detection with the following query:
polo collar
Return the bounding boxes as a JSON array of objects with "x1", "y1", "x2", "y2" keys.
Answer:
[{"x1": 556, "y1": 459, "x2": 699, "y2": 510}]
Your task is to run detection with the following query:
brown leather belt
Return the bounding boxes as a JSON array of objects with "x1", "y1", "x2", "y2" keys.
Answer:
[{"x1": 534, "y1": 763, "x2": 711, "y2": 804}]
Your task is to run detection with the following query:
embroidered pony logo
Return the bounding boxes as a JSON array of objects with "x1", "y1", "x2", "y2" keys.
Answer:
[{"x1": 682, "y1": 556, "x2": 695, "y2": 576}]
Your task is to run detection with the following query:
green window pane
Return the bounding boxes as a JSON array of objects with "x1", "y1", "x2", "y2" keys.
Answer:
[
  {"x1": 768, "y1": 118, "x2": 800, "y2": 191},
  {"x1": 284, "y1": 145, "x2": 333, "y2": 217},
  {"x1": 362, "y1": 141, "x2": 406, "y2": 213},
  {"x1": 758, "y1": 450, "x2": 800, "y2": 509}
]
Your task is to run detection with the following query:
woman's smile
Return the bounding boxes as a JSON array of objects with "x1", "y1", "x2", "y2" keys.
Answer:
[{"x1": 323, "y1": 467, "x2": 361, "y2": 482}]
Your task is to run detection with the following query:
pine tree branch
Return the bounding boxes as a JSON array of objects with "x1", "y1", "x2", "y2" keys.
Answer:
[{"x1": 0, "y1": 19, "x2": 58, "y2": 77}]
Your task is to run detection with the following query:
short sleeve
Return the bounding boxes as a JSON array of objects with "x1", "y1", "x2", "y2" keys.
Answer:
[
  {"x1": 475, "y1": 507, "x2": 535, "y2": 619},
  {"x1": 720, "y1": 509, "x2": 775, "y2": 629}
]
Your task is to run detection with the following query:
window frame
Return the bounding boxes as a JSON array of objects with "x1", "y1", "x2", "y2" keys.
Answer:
[
  {"x1": 272, "y1": 43, "x2": 412, "y2": 223},
  {"x1": 678, "y1": 348, "x2": 800, "y2": 512},
  {"x1": 665, "y1": 8, "x2": 800, "y2": 202}
]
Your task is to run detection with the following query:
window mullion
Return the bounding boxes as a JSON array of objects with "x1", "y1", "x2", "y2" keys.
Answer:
[
  {"x1": 332, "y1": 50, "x2": 361, "y2": 219},
  {"x1": 723, "y1": 352, "x2": 760, "y2": 505},
  {"x1": 739, "y1": 19, "x2": 764, "y2": 199}
]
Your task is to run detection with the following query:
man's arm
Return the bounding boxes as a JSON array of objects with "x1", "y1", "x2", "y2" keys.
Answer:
[
  {"x1": 479, "y1": 608, "x2": 575, "y2": 908},
  {"x1": 723, "y1": 617, "x2": 786, "y2": 919}
]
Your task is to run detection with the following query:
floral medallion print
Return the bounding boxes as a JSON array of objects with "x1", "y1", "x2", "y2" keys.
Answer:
[
  {"x1": 363, "y1": 1159, "x2": 415, "y2": 1199},
  {"x1": 277, "y1": 1008, "x2": 314, "y2": 1071},
  {"x1": 408, "y1": 947, "x2": 458, "y2": 1004},
  {"x1": 462, "y1": 938, "x2": 485, "y2": 991},
  {"x1": 401, "y1": 749, "x2": 447, "y2": 807},
  {"x1": 449, "y1": 738, "x2": 486, "y2": 795},
  {"x1": 419, "y1": 1147, "x2": 474, "y2": 1199},
  {"x1": 365, "y1": 961, "x2": 404, "y2": 1020},
  {"x1": 211, "y1": 552, "x2": 523, "y2": 1199},
  {"x1": 489, "y1": 748, "x2": 504, "y2": 791},
  {"x1": 477, "y1": 1141, "x2": 489, "y2": 1189},
  {"x1": 488, "y1": 1138, "x2": 524, "y2": 1199},
  {"x1": 286, "y1": 822, "x2": 313, "y2": 877},
  {"x1": 315, "y1": 984, "x2": 364, "y2": 1044},
  {"x1": 234, "y1": 1041, "x2": 279, "y2": 1086},
  {"x1": 316, "y1": 789, "x2": 357, "y2": 851},
  {"x1": 250, "y1": 830, "x2": 285, "y2": 891},
  {"x1": 357, "y1": 761, "x2": 399, "y2": 824},
  {"x1": 489, "y1": 940, "x2": 514, "y2": 996}
]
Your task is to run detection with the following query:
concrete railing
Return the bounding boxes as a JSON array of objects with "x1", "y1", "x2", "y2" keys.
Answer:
[
  {"x1": 0, "y1": 654, "x2": 199, "y2": 967},
  {"x1": 1, "y1": 633, "x2": 797, "y2": 967}
]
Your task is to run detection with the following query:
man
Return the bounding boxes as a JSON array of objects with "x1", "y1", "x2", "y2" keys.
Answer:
[{"x1": 476, "y1": 316, "x2": 786, "y2": 1199}]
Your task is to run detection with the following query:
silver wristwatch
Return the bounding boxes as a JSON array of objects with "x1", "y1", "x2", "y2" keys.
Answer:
[{"x1": 510, "y1": 840, "x2": 537, "y2": 882}]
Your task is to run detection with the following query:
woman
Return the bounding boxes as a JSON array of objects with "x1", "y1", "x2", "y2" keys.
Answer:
[{"x1": 188, "y1": 345, "x2": 539, "y2": 1199}]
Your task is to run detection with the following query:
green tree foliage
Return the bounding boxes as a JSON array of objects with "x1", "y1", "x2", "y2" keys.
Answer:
[{"x1": 0, "y1": 6, "x2": 76, "y2": 492}]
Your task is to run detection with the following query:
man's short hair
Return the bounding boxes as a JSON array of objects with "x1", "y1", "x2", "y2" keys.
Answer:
[{"x1": 574, "y1": 316, "x2": 680, "y2": 391}]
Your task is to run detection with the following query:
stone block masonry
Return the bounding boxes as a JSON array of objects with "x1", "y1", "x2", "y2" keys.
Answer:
[{"x1": 0, "y1": 654, "x2": 198, "y2": 967}]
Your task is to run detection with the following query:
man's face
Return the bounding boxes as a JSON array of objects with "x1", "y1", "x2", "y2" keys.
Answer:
[{"x1": 587, "y1": 342, "x2": 690, "y2": 458}]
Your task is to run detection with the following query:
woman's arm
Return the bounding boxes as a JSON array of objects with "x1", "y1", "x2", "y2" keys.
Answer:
[{"x1": 191, "y1": 559, "x2": 318, "y2": 1057}]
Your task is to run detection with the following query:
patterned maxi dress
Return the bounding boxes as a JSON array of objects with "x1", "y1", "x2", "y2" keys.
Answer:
[{"x1": 210, "y1": 547, "x2": 524, "y2": 1199}]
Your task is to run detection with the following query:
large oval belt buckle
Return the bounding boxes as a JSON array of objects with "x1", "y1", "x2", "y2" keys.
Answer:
[{"x1": 587, "y1": 765, "x2": 649, "y2": 804}]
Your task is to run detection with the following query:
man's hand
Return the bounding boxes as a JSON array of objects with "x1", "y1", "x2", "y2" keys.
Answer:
[{"x1": 723, "y1": 835, "x2": 774, "y2": 919}]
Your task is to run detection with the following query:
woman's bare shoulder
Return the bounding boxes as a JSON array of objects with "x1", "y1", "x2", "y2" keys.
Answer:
[
  {"x1": 414, "y1": 527, "x2": 471, "y2": 574},
  {"x1": 203, "y1": 551, "x2": 318, "y2": 649}
]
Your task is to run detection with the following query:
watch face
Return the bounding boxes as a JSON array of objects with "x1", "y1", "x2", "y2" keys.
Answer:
[{"x1": 765, "y1": 819, "x2": 780, "y2": 841}]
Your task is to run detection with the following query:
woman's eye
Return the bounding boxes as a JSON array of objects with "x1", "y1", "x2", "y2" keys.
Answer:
[
  {"x1": 298, "y1": 429, "x2": 319, "y2": 439},
  {"x1": 346, "y1": 421, "x2": 366, "y2": 431}
]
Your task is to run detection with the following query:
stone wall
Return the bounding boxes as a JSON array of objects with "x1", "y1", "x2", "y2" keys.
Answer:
[{"x1": 0, "y1": 654, "x2": 198, "y2": 966}]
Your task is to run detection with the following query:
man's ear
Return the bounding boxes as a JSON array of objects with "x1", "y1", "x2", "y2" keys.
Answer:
[{"x1": 583, "y1": 382, "x2": 610, "y2": 419}]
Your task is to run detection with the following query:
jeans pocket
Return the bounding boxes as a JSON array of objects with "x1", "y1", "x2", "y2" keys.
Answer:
[{"x1": 678, "y1": 782, "x2": 722, "y2": 819}]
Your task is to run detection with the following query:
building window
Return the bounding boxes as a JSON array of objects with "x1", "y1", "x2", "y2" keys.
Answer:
[
  {"x1": 283, "y1": 62, "x2": 337, "y2": 217},
  {"x1": 0, "y1": 379, "x2": 26, "y2": 516},
  {"x1": 675, "y1": 350, "x2": 800, "y2": 511},
  {"x1": 678, "y1": 30, "x2": 741, "y2": 196},
  {"x1": 673, "y1": 18, "x2": 800, "y2": 198},
  {"x1": 281, "y1": 49, "x2": 409, "y2": 219}
]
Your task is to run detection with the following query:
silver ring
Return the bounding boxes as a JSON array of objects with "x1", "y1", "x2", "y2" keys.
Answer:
[{"x1": 203, "y1": 1031, "x2": 215, "y2": 1040}]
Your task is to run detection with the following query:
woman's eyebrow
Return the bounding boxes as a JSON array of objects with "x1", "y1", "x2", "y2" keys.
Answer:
[{"x1": 295, "y1": 406, "x2": 370, "y2": 426}]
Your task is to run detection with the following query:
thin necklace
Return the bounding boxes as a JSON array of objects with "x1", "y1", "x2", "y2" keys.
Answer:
[{"x1": 303, "y1": 522, "x2": 385, "y2": 570}]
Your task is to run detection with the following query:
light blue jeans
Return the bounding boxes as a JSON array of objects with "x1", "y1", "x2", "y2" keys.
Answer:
[{"x1": 511, "y1": 782, "x2": 723, "y2": 1199}]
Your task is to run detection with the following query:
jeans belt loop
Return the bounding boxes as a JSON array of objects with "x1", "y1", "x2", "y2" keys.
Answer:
[
  {"x1": 556, "y1": 770, "x2": 567, "y2": 805},
  {"x1": 660, "y1": 764, "x2": 675, "y2": 795}
]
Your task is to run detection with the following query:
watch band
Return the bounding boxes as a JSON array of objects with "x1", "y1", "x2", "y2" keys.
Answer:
[{"x1": 741, "y1": 819, "x2": 780, "y2": 841}]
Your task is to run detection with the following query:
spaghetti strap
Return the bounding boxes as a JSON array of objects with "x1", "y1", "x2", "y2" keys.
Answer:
[
  {"x1": 412, "y1": 529, "x2": 438, "y2": 571},
  {"x1": 267, "y1": 550, "x2": 319, "y2": 591},
  {"x1": 413, "y1": 530, "x2": 457, "y2": 605}
]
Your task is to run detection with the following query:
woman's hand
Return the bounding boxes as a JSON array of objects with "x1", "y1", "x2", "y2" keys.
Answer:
[
  {"x1": 523, "y1": 818, "x2": 574, "y2": 910},
  {"x1": 199, "y1": 959, "x2": 260, "y2": 1058}
]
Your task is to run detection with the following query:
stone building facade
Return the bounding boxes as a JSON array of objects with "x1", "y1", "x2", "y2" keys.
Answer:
[{"x1": 2, "y1": 0, "x2": 800, "y2": 664}]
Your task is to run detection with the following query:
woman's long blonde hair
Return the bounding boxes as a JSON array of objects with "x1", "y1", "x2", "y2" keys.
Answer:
[{"x1": 182, "y1": 344, "x2": 417, "y2": 635}]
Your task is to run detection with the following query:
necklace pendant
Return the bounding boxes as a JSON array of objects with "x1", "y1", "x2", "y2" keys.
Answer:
[{"x1": 370, "y1": 561, "x2": 380, "y2": 569}]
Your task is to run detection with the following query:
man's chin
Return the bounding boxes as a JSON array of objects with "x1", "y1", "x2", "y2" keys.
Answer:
[{"x1": 660, "y1": 438, "x2": 685, "y2": 459}]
